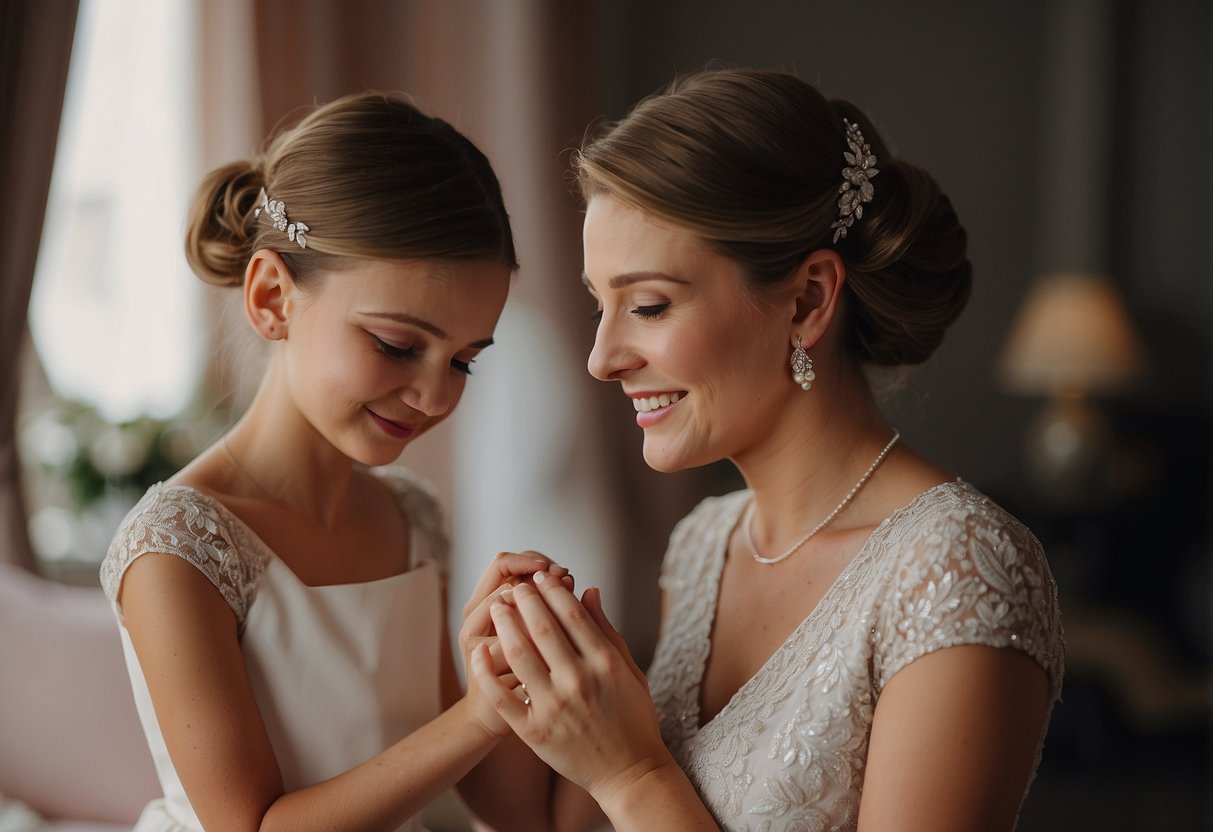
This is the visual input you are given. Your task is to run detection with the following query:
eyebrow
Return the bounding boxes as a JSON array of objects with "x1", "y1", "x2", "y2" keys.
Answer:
[
  {"x1": 581, "y1": 271, "x2": 692, "y2": 291},
  {"x1": 360, "y1": 312, "x2": 495, "y2": 349}
]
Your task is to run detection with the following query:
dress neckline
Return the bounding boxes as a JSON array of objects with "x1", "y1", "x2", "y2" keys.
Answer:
[
  {"x1": 690, "y1": 478, "x2": 968, "y2": 735},
  {"x1": 152, "y1": 481, "x2": 425, "y2": 590}
]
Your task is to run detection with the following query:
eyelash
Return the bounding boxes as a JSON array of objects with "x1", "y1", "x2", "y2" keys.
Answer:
[
  {"x1": 632, "y1": 304, "x2": 669, "y2": 319},
  {"x1": 373, "y1": 337, "x2": 474, "y2": 376},
  {"x1": 589, "y1": 303, "x2": 669, "y2": 323}
]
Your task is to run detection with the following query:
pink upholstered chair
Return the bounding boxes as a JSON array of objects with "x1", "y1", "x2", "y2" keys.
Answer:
[{"x1": 0, "y1": 562, "x2": 158, "y2": 830}]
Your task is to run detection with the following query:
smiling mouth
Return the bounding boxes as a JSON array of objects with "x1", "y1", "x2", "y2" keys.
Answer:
[
  {"x1": 631, "y1": 392, "x2": 684, "y2": 413},
  {"x1": 367, "y1": 409, "x2": 421, "y2": 436}
]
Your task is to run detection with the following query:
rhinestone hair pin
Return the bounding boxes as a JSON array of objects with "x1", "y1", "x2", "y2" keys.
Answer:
[
  {"x1": 829, "y1": 119, "x2": 879, "y2": 243},
  {"x1": 254, "y1": 188, "x2": 309, "y2": 249}
]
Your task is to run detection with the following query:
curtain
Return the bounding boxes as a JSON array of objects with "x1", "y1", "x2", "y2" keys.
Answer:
[{"x1": 0, "y1": 0, "x2": 79, "y2": 570}]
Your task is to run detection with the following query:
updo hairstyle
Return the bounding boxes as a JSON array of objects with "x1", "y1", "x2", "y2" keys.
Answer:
[
  {"x1": 186, "y1": 91, "x2": 517, "y2": 289},
  {"x1": 573, "y1": 69, "x2": 971, "y2": 366}
]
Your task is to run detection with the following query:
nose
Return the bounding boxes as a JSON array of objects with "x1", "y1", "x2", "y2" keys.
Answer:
[
  {"x1": 587, "y1": 313, "x2": 641, "y2": 381},
  {"x1": 401, "y1": 361, "x2": 457, "y2": 417}
]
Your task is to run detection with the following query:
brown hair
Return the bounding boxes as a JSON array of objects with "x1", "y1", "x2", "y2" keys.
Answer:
[
  {"x1": 573, "y1": 69, "x2": 971, "y2": 366},
  {"x1": 186, "y1": 91, "x2": 517, "y2": 288}
]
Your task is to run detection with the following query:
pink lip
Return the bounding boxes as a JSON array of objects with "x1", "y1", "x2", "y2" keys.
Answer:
[
  {"x1": 631, "y1": 394, "x2": 685, "y2": 428},
  {"x1": 368, "y1": 409, "x2": 417, "y2": 439}
]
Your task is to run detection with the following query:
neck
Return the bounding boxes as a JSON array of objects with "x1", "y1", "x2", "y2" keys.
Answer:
[
  {"x1": 221, "y1": 366, "x2": 357, "y2": 528},
  {"x1": 732, "y1": 369, "x2": 894, "y2": 549}
]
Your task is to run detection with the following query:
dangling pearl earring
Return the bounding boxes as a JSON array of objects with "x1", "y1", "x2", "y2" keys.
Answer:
[{"x1": 791, "y1": 336, "x2": 815, "y2": 391}]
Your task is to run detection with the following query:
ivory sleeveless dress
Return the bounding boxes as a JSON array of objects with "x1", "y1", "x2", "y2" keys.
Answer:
[
  {"x1": 646, "y1": 480, "x2": 1065, "y2": 832},
  {"x1": 100, "y1": 468, "x2": 446, "y2": 832}
]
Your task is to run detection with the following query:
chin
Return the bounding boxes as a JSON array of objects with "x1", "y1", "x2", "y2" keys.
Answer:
[{"x1": 641, "y1": 440, "x2": 714, "y2": 474}]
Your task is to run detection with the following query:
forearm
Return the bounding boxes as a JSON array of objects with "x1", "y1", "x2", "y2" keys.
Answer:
[
  {"x1": 595, "y1": 758, "x2": 719, "y2": 832},
  {"x1": 259, "y1": 698, "x2": 500, "y2": 831},
  {"x1": 457, "y1": 733, "x2": 557, "y2": 831}
]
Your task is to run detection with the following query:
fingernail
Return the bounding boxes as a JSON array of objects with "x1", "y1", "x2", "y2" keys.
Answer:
[
  {"x1": 498, "y1": 588, "x2": 514, "y2": 604},
  {"x1": 533, "y1": 571, "x2": 548, "y2": 584}
]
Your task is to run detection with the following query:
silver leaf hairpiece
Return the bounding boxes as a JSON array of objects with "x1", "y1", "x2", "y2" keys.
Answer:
[
  {"x1": 254, "y1": 188, "x2": 309, "y2": 249},
  {"x1": 829, "y1": 119, "x2": 879, "y2": 243}
]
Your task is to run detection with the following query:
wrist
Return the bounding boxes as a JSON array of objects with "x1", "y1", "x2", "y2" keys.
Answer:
[
  {"x1": 452, "y1": 695, "x2": 506, "y2": 747},
  {"x1": 592, "y1": 752, "x2": 688, "y2": 822}
]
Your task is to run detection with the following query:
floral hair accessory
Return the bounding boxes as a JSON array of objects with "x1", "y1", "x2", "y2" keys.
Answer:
[
  {"x1": 829, "y1": 119, "x2": 879, "y2": 243},
  {"x1": 254, "y1": 188, "x2": 309, "y2": 249}
]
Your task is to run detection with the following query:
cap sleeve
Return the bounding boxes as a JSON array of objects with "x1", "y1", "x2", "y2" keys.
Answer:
[
  {"x1": 99, "y1": 484, "x2": 268, "y2": 630},
  {"x1": 873, "y1": 490, "x2": 1064, "y2": 702}
]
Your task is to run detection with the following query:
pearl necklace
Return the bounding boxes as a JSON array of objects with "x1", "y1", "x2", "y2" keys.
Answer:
[{"x1": 745, "y1": 430, "x2": 901, "y2": 565}]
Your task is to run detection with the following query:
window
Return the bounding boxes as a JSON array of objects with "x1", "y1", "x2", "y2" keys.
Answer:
[{"x1": 21, "y1": 0, "x2": 212, "y2": 577}]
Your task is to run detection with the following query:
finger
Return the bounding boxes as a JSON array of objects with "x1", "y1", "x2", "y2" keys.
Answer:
[
  {"x1": 527, "y1": 572, "x2": 615, "y2": 661},
  {"x1": 468, "y1": 636, "x2": 512, "y2": 676},
  {"x1": 515, "y1": 551, "x2": 569, "y2": 578},
  {"x1": 462, "y1": 585, "x2": 516, "y2": 642},
  {"x1": 490, "y1": 597, "x2": 554, "y2": 693},
  {"x1": 471, "y1": 642, "x2": 530, "y2": 727},
  {"x1": 463, "y1": 552, "x2": 563, "y2": 619},
  {"x1": 583, "y1": 587, "x2": 646, "y2": 685},
  {"x1": 509, "y1": 581, "x2": 586, "y2": 671}
]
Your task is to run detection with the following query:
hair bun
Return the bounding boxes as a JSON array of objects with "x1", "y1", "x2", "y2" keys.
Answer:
[
  {"x1": 845, "y1": 161, "x2": 973, "y2": 365},
  {"x1": 184, "y1": 160, "x2": 264, "y2": 287}
]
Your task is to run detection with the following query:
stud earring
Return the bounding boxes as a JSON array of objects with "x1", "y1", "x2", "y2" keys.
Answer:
[{"x1": 791, "y1": 336, "x2": 814, "y2": 391}]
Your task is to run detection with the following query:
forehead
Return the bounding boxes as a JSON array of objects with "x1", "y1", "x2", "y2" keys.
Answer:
[
  {"x1": 324, "y1": 258, "x2": 507, "y2": 296},
  {"x1": 582, "y1": 196, "x2": 720, "y2": 284},
  {"x1": 316, "y1": 258, "x2": 510, "y2": 324}
]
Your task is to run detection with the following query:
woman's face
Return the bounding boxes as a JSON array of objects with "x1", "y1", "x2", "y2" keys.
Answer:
[
  {"x1": 583, "y1": 195, "x2": 793, "y2": 472},
  {"x1": 280, "y1": 257, "x2": 510, "y2": 466}
]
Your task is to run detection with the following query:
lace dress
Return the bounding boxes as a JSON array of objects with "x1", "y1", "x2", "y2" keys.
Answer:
[
  {"x1": 646, "y1": 480, "x2": 1064, "y2": 832},
  {"x1": 100, "y1": 468, "x2": 448, "y2": 832}
]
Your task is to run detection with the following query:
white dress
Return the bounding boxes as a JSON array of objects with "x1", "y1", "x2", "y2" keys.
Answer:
[
  {"x1": 646, "y1": 480, "x2": 1064, "y2": 832},
  {"x1": 100, "y1": 468, "x2": 447, "y2": 832}
]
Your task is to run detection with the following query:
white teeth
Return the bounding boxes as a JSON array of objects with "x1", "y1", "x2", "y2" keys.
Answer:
[{"x1": 632, "y1": 393, "x2": 683, "y2": 413}]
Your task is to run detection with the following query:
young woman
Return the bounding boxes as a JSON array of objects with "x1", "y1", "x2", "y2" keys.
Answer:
[
  {"x1": 473, "y1": 68, "x2": 1064, "y2": 831},
  {"x1": 100, "y1": 91, "x2": 564, "y2": 831}
]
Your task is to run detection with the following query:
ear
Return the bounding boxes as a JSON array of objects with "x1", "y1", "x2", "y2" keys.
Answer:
[
  {"x1": 789, "y1": 248, "x2": 846, "y2": 349},
  {"x1": 243, "y1": 249, "x2": 297, "y2": 341}
]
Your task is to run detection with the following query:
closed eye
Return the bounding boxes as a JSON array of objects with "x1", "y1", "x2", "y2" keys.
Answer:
[
  {"x1": 631, "y1": 303, "x2": 669, "y2": 319},
  {"x1": 373, "y1": 336, "x2": 414, "y2": 360}
]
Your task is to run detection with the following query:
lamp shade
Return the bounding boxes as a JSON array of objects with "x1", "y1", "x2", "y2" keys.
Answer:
[{"x1": 998, "y1": 272, "x2": 1147, "y2": 396}]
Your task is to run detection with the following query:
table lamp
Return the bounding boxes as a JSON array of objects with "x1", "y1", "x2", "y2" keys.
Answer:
[{"x1": 998, "y1": 272, "x2": 1147, "y2": 507}]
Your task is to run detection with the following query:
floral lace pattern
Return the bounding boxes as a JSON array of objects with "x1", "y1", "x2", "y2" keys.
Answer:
[
  {"x1": 100, "y1": 466, "x2": 446, "y2": 632},
  {"x1": 647, "y1": 481, "x2": 1064, "y2": 831}
]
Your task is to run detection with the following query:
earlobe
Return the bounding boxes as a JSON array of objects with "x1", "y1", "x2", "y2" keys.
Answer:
[
  {"x1": 791, "y1": 248, "x2": 847, "y2": 348},
  {"x1": 244, "y1": 249, "x2": 293, "y2": 341}
]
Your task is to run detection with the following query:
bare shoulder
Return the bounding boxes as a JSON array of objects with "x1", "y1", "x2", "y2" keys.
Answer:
[{"x1": 164, "y1": 443, "x2": 243, "y2": 501}]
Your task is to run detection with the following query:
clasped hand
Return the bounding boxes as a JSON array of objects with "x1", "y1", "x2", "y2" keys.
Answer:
[{"x1": 467, "y1": 563, "x2": 674, "y2": 807}]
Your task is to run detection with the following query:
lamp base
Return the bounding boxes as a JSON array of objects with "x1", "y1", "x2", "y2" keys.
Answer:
[{"x1": 1024, "y1": 394, "x2": 1113, "y2": 509}]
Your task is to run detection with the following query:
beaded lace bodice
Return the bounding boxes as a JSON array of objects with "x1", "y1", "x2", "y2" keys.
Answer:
[{"x1": 646, "y1": 480, "x2": 1063, "y2": 832}]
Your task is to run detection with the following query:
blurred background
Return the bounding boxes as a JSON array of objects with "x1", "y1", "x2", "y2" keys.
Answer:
[{"x1": 1, "y1": 0, "x2": 1208, "y2": 830}]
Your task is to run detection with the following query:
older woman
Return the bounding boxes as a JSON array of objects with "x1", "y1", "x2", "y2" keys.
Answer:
[{"x1": 472, "y1": 68, "x2": 1063, "y2": 832}]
